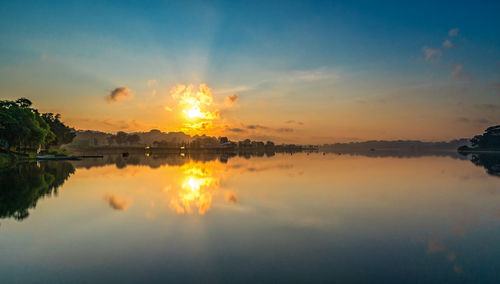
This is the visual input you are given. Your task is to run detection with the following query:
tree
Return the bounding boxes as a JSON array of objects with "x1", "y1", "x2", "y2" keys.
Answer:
[
  {"x1": 470, "y1": 125, "x2": 500, "y2": 149},
  {"x1": 126, "y1": 134, "x2": 140, "y2": 145},
  {"x1": 107, "y1": 136, "x2": 115, "y2": 145},
  {"x1": 115, "y1": 131, "x2": 128, "y2": 145},
  {"x1": 0, "y1": 98, "x2": 55, "y2": 151},
  {"x1": 41, "y1": 113, "x2": 75, "y2": 147}
]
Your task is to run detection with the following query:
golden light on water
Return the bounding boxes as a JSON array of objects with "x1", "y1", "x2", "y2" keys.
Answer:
[{"x1": 168, "y1": 161, "x2": 223, "y2": 215}]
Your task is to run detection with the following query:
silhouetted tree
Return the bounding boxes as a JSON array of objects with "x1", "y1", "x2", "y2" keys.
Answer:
[
  {"x1": 470, "y1": 125, "x2": 500, "y2": 149},
  {"x1": 115, "y1": 131, "x2": 128, "y2": 145},
  {"x1": 126, "y1": 134, "x2": 140, "y2": 145}
]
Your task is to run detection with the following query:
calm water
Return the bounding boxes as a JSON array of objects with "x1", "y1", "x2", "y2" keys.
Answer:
[{"x1": 1, "y1": 152, "x2": 500, "y2": 283}]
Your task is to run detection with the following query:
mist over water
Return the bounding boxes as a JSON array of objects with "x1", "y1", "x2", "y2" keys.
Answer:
[{"x1": 1, "y1": 152, "x2": 500, "y2": 283}]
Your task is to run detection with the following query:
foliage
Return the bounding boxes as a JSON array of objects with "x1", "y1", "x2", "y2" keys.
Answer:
[
  {"x1": 41, "y1": 113, "x2": 76, "y2": 146},
  {"x1": 107, "y1": 131, "x2": 141, "y2": 145},
  {"x1": 470, "y1": 125, "x2": 500, "y2": 149},
  {"x1": 0, "y1": 98, "x2": 74, "y2": 151},
  {"x1": 0, "y1": 153, "x2": 11, "y2": 168}
]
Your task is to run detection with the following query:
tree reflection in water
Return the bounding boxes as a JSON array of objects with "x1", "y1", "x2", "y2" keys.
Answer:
[
  {"x1": 0, "y1": 162, "x2": 75, "y2": 221},
  {"x1": 2, "y1": 152, "x2": 498, "y2": 222},
  {"x1": 470, "y1": 154, "x2": 500, "y2": 177}
]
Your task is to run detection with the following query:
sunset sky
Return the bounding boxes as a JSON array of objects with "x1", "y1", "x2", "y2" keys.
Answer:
[{"x1": 1, "y1": 1, "x2": 499, "y2": 143}]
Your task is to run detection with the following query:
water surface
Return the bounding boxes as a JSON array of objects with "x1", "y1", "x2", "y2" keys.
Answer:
[{"x1": 1, "y1": 152, "x2": 499, "y2": 283}]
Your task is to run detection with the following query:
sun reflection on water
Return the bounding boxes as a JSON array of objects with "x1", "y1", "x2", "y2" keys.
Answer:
[{"x1": 168, "y1": 161, "x2": 224, "y2": 215}]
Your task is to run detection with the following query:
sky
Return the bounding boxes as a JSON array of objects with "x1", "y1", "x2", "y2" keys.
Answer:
[{"x1": 1, "y1": 0, "x2": 500, "y2": 143}]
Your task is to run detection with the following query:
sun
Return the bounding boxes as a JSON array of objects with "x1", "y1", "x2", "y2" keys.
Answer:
[
  {"x1": 170, "y1": 84, "x2": 220, "y2": 133},
  {"x1": 184, "y1": 105, "x2": 204, "y2": 119}
]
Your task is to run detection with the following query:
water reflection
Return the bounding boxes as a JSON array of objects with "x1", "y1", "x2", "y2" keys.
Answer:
[
  {"x1": 470, "y1": 154, "x2": 500, "y2": 177},
  {"x1": 1, "y1": 152, "x2": 500, "y2": 282},
  {"x1": 168, "y1": 161, "x2": 225, "y2": 215},
  {"x1": 2, "y1": 151, "x2": 500, "y2": 223},
  {"x1": 0, "y1": 162, "x2": 74, "y2": 220}
]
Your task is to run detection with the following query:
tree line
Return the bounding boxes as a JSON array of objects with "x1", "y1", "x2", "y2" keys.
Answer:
[{"x1": 0, "y1": 98, "x2": 75, "y2": 152}]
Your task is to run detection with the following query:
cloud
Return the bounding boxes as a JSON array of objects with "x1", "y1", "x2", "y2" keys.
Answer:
[
  {"x1": 152, "y1": 89, "x2": 157, "y2": 96},
  {"x1": 245, "y1": 124, "x2": 294, "y2": 133},
  {"x1": 422, "y1": 46, "x2": 442, "y2": 61},
  {"x1": 227, "y1": 127, "x2": 245, "y2": 133},
  {"x1": 69, "y1": 117, "x2": 155, "y2": 133},
  {"x1": 451, "y1": 64, "x2": 471, "y2": 80},
  {"x1": 246, "y1": 124, "x2": 269, "y2": 130},
  {"x1": 443, "y1": 39, "x2": 453, "y2": 48},
  {"x1": 147, "y1": 79, "x2": 157, "y2": 87},
  {"x1": 284, "y1": 67, "x2": 340, "y2": 82},
  {"x1": 456, "y1": 117, "x2": 491, "y2": 124},
  {"x1": 225, "y1": 192, "x2": 238, "y2": 204},
  {"x1": 276, "y1": 127, "x2": 294, "y2": 133},
  {"x1": 214, "y1": 85, "x2": 251, "y2": 95},
  {"x1": 40, "y1": 54, "x2": 47, "y2": 62},
  {"x1": 226, "y1": 94, "x2": 239, "y2": 105},
  {"x1": 285, "y1": 120, "x2": 304, "y2": 125},
  {"x1": 217, "y1": 67, "x2": 342, "y2": 95},
  {"x1": 106, "y1": 87, "x2": 133, "y2": 103},
  {"x1": 104, "y1": 194, "x2": 131, "y2": 211},
  {"x1": 164, "y1": 106, "x2": 173, "y2": 111},
  {"x1": 449, "y1": 28, "x2": 459, "y2": 37}
]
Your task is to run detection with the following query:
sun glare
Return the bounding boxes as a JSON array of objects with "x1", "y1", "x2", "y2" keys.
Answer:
[
  {"x1": 168, "y1": 162, "x2": 224, "y2": 215},
  {"x1": 170, "y1": 84, "x2": 219, "y2": 133},
  {"x1": 184, "y1": 106, "x2": 204, "y2": 119}
]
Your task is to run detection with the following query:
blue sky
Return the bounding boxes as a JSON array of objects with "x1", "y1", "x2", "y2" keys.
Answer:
[{"x1": 1, "y1": 0, "x2": 499, "y2": 142}]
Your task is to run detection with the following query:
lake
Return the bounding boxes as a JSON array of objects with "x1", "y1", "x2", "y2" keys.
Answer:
[{"x1": 1, "y1": 152, "x2": 499, "y2": 283}]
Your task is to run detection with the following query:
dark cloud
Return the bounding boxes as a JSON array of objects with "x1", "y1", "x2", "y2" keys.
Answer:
[
  {"x1": 226, "y1": 94, "x2": 239, "y2": 105},
  {"x1": 276, "y1": 127, "x2": 294, "y2": 133},
  {"x1": 456, "y1": 117, "x2": 491, "y2": 124},
  {"x1": 227, "y1": 127, "x2": 245, "y2": 133},
  {"x1": 285, "y1": 120, "x2": 304, "y2": 125},
  {"x1": 245, "y1": 124, "x2": 292, "y2": 132},
  {"x1": 106, "y1": 87, "x2": 133, "y2": 103},
  {"x1": 246, "y1": 124, "x2": 269, "y2": 130}
]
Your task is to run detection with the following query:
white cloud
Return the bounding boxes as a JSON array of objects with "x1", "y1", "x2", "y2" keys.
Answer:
[{"x1": 422, "y1": 46, "x2": 442, "y2": 61}]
